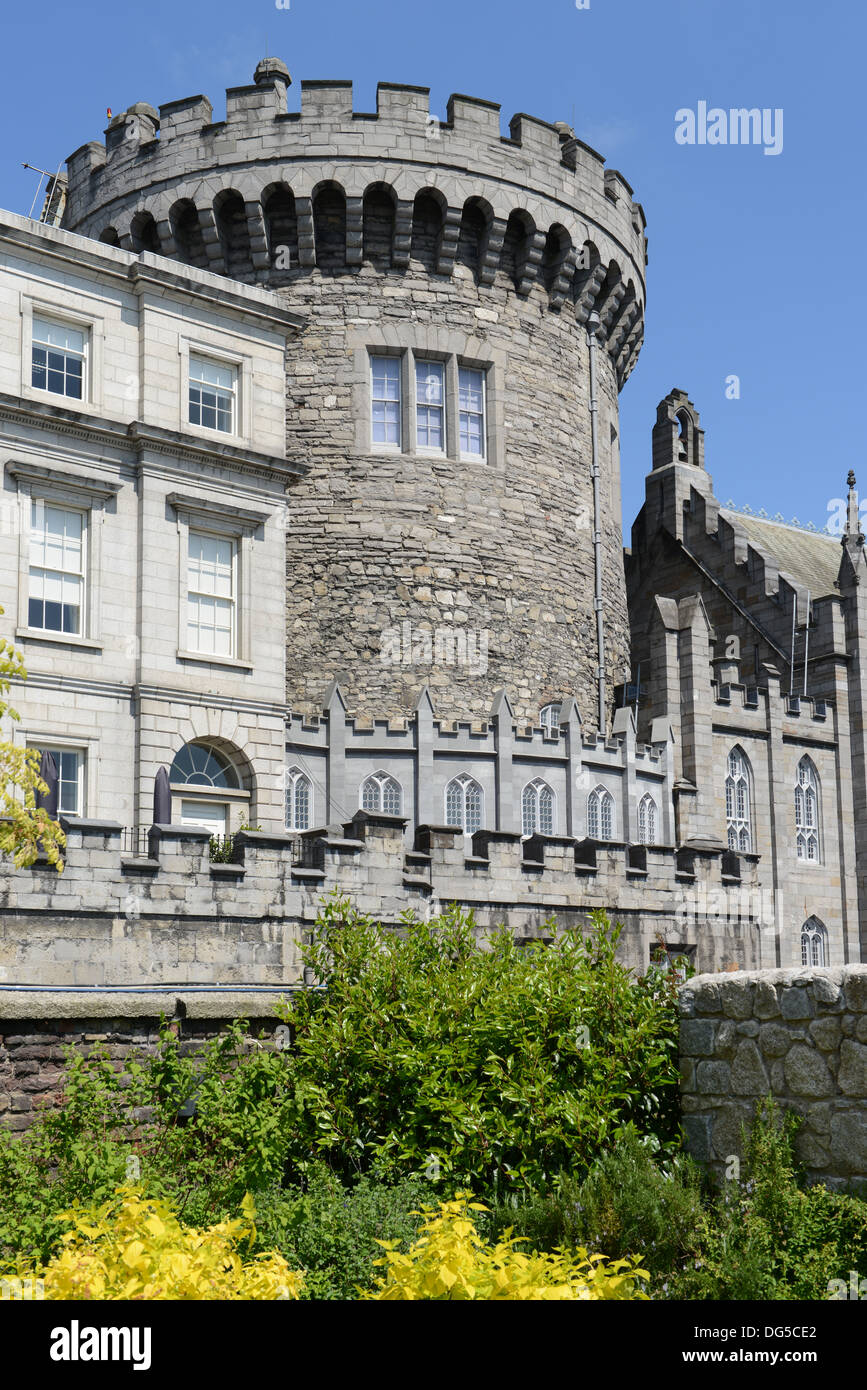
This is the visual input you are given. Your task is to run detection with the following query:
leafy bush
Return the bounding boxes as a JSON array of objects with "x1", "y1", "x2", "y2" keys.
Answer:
[
  {"x1": 279, "y1": 897, "x2": 681, "y2": 1192},
  {"x1": 14, "y1": 1188, "x2": 302, "y2": 1300},
  {"x1": 667, "y1": 1099, "x2": 867, "y2": 1300},
  {"x1": 0, "y1": 1020, "x2": 300, "y2": 1268},
  {"x1": 486, "y1": 1124, "x2": 704, "y2": 1277},
  {"x1": 250, "y1": 1164, "x2": 432, "y2": 1300},
  {"x1": 362, "y1": 1193, "x2": 649, "y2": 1300}
]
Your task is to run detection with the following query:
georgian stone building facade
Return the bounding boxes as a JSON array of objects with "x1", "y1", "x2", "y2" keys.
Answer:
[{"x1": 0, "y1": 59, "x2": 861, "y2": 992}]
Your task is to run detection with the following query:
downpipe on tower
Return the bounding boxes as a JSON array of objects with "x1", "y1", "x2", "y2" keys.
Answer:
[{"x1": 586, "y1": 310, "x2": 606, "y2": 735}]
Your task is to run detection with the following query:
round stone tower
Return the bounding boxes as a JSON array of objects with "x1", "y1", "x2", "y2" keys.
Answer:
[{"x1": 62, "y1": 58, "x2": 647, "y2": 726}]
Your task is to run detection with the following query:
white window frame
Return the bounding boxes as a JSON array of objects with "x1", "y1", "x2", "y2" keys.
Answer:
[
  {"x1": 360, "y1": 771, "x2": 403, "y2": 816},
  {"x1": 638, "y1": 792, "x2": 658, "y2": 846},
  {"x1": 413, "y1": 358, "x2": 447, "y2": 454},
  {"x1": 188, "y1": 354, "x2": 238, "y2": 435},
  {"x1": 801, "y1": 917, "x2": 827, "y2": 966},
  {"x1": 795, "y1": 757, "x2": 821, "y2": 863},
  {"x1": 30, "y1": 316, "x2": 87, "y2": 402},
  {"x1": 185, "y1": 528, "x2": 238, "y2": 660},
  {"x1": 370, "y1": 354, "x2": 403, "y2": 451},
  {"x1": 20, "y1": 297, "x2": 104, "y2": 413},
  {"x1": 725, "y1": 747, "x2": 753, "y2": 853},
  {"x1": 521, "y1": 778, "x2": 556, "y2": 837},
  {"x1": 587, "y1": 785, "x2": 615, "y2": 841},
  {"x1": 179, "y1": 340, "x2": 251, "y2": 443},
  {"x1": 285, "y1": 767, "x2": 313, "y2": 831},
  {"x1": 539, "y1": 703, "x2": 561, "y2": 735},
  {"x1": 28, "y1": 742, "x2": 86, "y2": 817},
  {"x1": 445, "y1": 774, "x2": 484, "y2": 838},
  {"x1": 8, "y1": 462, "x2": 120, "y2": 651},
  {"x1": 458, "y1": 363, "x2": 487, "y2": 461},
  {"x1": 27, "y1": 499, "x2": 87, "y2": 640},
  {"x1": 168, "y1": 493, "x2": 271, "y2": 671}
]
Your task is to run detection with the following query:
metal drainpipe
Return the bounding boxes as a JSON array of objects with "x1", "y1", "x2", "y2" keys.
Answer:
[{"x1": 587, "y1": 310, "x2": 606, "y2": 734}]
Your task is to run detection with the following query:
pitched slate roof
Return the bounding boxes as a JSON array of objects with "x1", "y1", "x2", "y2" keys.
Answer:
[{"x1": 720, "y1": 512, "x2": 842, "y2": 598}]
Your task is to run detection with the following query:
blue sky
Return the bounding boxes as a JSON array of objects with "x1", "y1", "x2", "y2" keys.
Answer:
[{"x1": 1, "y1": 0, "x2": 863, "y2": 536}]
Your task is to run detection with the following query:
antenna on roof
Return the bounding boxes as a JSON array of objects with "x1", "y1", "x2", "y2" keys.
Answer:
[{"x1": 22, "y1": 161, "x2": 66, "y2": 226}]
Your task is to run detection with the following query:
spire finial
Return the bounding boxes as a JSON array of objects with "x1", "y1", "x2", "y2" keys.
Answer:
[{"x1": 846, "y1": 471, "x2": 863, "y2": 544}]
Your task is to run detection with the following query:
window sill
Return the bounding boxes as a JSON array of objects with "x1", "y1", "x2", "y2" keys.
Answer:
[
  {"x1": 176, "y1": 649, "x2": 254, "y2": 672},
  {"x1": 22, "y1": 385, "x2": 95, "y2": 411},
  {"x1": 16, "y1": 627, "x2": 103, "y2": 652},
  {"x1": 185, "y1": 421, "x2": 246, "y2": 447}
]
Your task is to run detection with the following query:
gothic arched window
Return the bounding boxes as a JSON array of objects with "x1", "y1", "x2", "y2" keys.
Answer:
[
  {"x1": 522, "y1": 779, "x2": 555, "y2": 836},
  {"x1": 801, "y1": 916, "x2": 827, "y2": 967},
  {"x1": 638, "y1": 792, "x2": 658, "y2": 846},
  {"x1": 361, "y1": 771, "x2": 402, "y2": 816},
  {"x1": 587, "y1": 785, "x2": 614, "y2": 841},
  {"x1": 795, "y1": 757, "x2": 820, "y2": 862},
  {"x1": 285, "y1": 767, "x2": 312, "y2": 831},
  {"x1": 445, "y1": 775, "x2": 483, "y2": 836},
  {"x1": 725, "y1": 747, "x2": 752, "y2": 852}
]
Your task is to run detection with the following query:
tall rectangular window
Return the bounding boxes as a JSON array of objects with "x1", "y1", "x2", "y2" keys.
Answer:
[
  {"x1": 31, "y1": 317, "x2": 85, "y2": 399},
  {"x1": 28, "y1": 503, "x2": 84, "y2": 635},
  {"x1": 187, "y1": 531, "x2": 235, "y2": 656},
  {"x1": 189, "y1": 357, "x2": 236, "y2": 434},
  {"x1": 459, "y1": 366, "x2": 486, "y2": 459},
  {"x1": 371, "y1": 356, "x2": 401, "y2": 447},
  {"x1": 415, "y1": 360, "x2": 445, "y2": 451},
  {"x1": 30, "y1": 747, "x2": 83, "y2": 815}
]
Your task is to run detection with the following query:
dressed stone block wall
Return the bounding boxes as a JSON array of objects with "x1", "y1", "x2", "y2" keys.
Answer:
[{"x1": 680, "y1": 967, "x2": 867, "y2": 1190}]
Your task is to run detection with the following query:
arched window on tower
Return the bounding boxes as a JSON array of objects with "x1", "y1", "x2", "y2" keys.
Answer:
[
  {"x1": 800, "y1": 916, "x2": 827, "y2": 967},
  {"x1": 539, "y1": 703, "x2": 561, "y2": 735},
  {"x1": 445, "y1": 775, "x2": 483, "y2": 837},
  {"x1": 587, "y1": 785, "x2": 614, "y2": 841},
  {"x1": 638, "y1": 792, "x2": 658, "y2": 846},
  {"x1": 361, "y1": 771, "x2": 402, "y2": 816},
  {"x1": 522, "y1": 779, "x2": 555, "y2": 837},
  {"x1": 285, "y1": 767, "x2": 312, "y2": 831},
  {"x1": 795, "y1": 756, "x2": 821, "y2": 862},
  {"x1": 725, "y1": 747, "x2": 752, "y2": 852}
]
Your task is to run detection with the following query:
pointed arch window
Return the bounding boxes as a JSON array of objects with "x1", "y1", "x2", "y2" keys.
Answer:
[
  {"x1": 361, "y1": 771, "x2": 402, "y2": 816},
  {"x1": 638, "y1": 793, "x2": 658, "y2": 846},
  {"x1": 801, "y1": 916, "x2": 827, "y2": 967},
  {"x1": 725, "y1": 747, "x2": 752, "y2": 852},
  {"x1": 522, "y1": 779, "x2": 555, "y2": 836},
  {"x1": 587, "y1": 785, "x2": 614, "y2": 841},
  {"x1": 285, "y1": 767, "x2": 312, "y2": 831},
  {"x1": 445, "y1": 775, "x2": 483, "y2": 837},
  {"x1": 795, "y1": 757, "x2": 820, "y2": 862}
]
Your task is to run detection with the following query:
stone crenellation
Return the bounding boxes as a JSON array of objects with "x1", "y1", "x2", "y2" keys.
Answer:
[
  {"x1": 680, "y1": 968, "x2": 867, "y2": 1190},
  {"x1": 59, "y1": 60, "x2": 646, "y2": 725}
]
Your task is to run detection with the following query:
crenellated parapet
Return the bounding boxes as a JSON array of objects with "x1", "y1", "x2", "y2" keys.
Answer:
[{"x1": 62, "y1": 61, "x2": 646, "y2": 384}]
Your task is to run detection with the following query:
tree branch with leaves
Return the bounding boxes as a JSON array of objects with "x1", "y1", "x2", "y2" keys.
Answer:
[{"x1": 0, "y1": 626, "x2": 64, "y2": 870}]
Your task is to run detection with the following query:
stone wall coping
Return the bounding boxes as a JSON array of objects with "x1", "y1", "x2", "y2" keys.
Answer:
[
  {"x1": 681, "y1": 965, "x2": 867, "y2": 992},
  {"x1": 0, "y1": 989, "x2": 298, "y2": 1020}
]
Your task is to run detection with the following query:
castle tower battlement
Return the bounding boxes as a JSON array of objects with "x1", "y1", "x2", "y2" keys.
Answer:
[{"x1": 61, "y1": 58, "x2": 647, "y2": 728}]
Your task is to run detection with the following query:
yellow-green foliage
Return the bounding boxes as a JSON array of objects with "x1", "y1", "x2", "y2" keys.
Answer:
[
  {"x1": 362, "y1": 1194, "x2": 649, "y2": 1301},
  {"x1": 16, "y1": 1187, "x2": 303, "y2": 1300}
]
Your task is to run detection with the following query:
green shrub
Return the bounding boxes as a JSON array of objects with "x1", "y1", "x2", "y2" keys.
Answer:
[
  {"x1": 667, "y1": 1098, "x2": 867, "y2": 1300},
  {"x1": 250, "y1": 1164, "x2": 432, "y2": 1300},
  {"x1": 278, "y1": 897, "x2": 681, "y2": 1194},
  {"x1": 486, "y1": 1124, "x2": 704, "y2": 1278}
]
